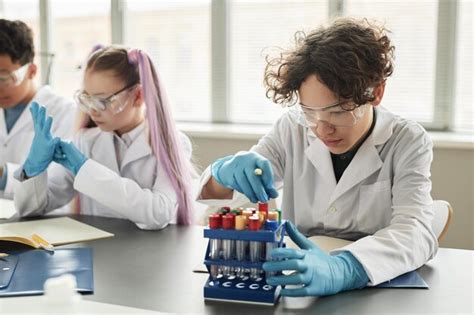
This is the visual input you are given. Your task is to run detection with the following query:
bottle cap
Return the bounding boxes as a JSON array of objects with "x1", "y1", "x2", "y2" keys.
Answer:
[
  {"x1": 265, "y1": 219, "x2": 279, "y2": 231},
  {"x1": 248, "y1": 216, "x2": 260, "y2": 231},
  {"x1": 235, "y1": 215, "x2": 246, "y2": 230},
  {"x1": 208, "y1": 214, "x2": 222, "y2": 229},
  {"x1": 222, "y1": 214, "x2": 235, "y2": 229},
  {"x1": 258, "y1": 202, "x2": 268, "y2": 214}
]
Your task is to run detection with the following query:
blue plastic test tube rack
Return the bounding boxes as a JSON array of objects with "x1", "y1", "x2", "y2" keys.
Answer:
[{"x1": 203, "y1": 218, "x2": 286, "y2": 305}]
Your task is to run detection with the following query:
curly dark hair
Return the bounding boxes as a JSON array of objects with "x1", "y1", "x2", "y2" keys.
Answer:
[
  {"x1": 264, "y1": 18, "x2": 395, "y2": 107},
  {"x1": 0, "y1": 19, "x2": 35, "y2": 65}
]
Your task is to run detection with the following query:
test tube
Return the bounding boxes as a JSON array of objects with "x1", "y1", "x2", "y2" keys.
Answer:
[
  {"x1": 222, "y1": 214, "x2": 236, "y2": 277},
  {"x1": 264, "y1": 219, "x2": 279, "y2": 279},
  {"x1": 208, "y1": 213, "x2": 222, "y2": 280},
  {"x1": 248, "y1": 215, "x2": 263, "y2": 279},
  {"x1": 258, "y1": 202, "x2": 269, "y2": 220},
  {"x1": 234, "y1": 215, "x2": 248, "y2": 278}
]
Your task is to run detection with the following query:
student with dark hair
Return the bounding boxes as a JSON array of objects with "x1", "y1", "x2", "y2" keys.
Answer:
[
  {"x1": 0, "y1": 19, "x2": 75, "y2": 198},
  {"x1": 14, "y1": 46, "x2": 198, "y2": 229},
  {"x1": 197, "y1": 18, "x2": 437, "y2": 296}
]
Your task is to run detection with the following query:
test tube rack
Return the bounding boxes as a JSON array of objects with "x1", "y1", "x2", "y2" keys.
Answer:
[{"x1": 203, "y1": 217, "x2": 286, "y2": 305}]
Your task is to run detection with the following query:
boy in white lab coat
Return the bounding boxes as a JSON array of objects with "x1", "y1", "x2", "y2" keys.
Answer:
[
  {"x1": 0, "y1": 19, "x2": 75, "y2": 198},
  {"x1": 198, "y1": 18, "x2": 438, "y2": 296},
  {"x1": 14, "y1": 46, "x2": 197, "y2": 230}
]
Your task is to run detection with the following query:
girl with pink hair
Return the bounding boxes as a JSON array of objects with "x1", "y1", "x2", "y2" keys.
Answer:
[{"x1": 14, "y1": 46, "x2": 197, "y2": 229}]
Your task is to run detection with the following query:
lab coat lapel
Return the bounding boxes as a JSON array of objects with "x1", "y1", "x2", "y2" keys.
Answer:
[
  {"x1": 120, "y1": 133, "x2": 152, "y2": 171},
  {"x1": 305, "y1": 131, "x2": 337, "y2": 192},
  {"x1": 0, "y1": 109, "x2": 7, "y2": 137},
  {"x1": 329, "y1": 138, "x2": 383, "y2": 205},
  {"x1": 328, "y1": 106, "x2": 394, "y2": 205},
  {"x1": 3, "y1": 104, "x2": 32, "y2": 140},
  {"x1": 94, "y1": 132, "x2": 120, "y2": 174}
]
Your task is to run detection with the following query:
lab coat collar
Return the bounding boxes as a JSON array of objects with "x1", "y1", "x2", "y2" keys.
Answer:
[
  {"x1": 305, "y1": 129, "x2": 338, "y2": 191},
  {"x1": 120, "y1": 122, "x2": 152, "y2": 171},
  {"x1": 0, "y1": 86, "x2": 52, "y2": 140},
  {"x1": 96, "y1": 131, "x2": 120, "y2": 174},
  {"x1": 305, "y1": 106, "x2": 394, "y2": 204}
]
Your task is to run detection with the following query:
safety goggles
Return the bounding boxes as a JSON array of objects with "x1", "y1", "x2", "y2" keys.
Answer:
[
  {"x1": 0, "y1": 63, "x2": 30, "y2": 88},
  {"x1": 74, "y1": 83, "x2": 137, "y2": 115},
  {"x1": 288, "y1": 100, "x2": 366, "y2": 128}
]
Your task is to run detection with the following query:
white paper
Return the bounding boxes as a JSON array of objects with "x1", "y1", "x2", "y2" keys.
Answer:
[{"x1": 0, "y1": 198, "x2": 16, "y2": 219}]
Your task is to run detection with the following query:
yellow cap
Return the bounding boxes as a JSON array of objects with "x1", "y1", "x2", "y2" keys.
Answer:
[
  {"x1": 235, "y1": 215, "x2": 246, "y2": 230},
  {"x1": 267, "y1": 210, "x2": 279, "y2": 221}
]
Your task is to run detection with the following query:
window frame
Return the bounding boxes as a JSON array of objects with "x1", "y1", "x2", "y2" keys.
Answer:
[{"x1": 34, "y1": 0, "x2": 464, "y2": 132}]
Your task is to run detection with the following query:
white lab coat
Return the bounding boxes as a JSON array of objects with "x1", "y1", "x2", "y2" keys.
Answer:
[
  {"x1": 197, "y1": 106, "x2": 438, "y2": 285},
  {"x1": 13, "y1": 125, "x2": 195, "y2": 230},
  {"x1": 0, "y1": 86, "x2": 76, "y2": 198}
]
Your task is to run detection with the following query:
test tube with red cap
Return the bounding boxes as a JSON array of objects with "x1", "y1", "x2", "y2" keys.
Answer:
[
  {"x1": 222, "y1": 214, "x2": 236, "y2": 277},
  {"x1": 248, "y1": 214, "x2": 263, "y2": 279},
  {"x1": 258, "y1": 202, "x2": 269, "y2": 219},
  {"x1": 208, "y1": 213, "x2": 222, "y2": 279}
]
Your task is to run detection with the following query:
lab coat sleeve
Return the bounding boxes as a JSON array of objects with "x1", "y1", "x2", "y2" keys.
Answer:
[
  {"x1": 332, "y1": 124, "x2": 438, "y2": 285},
  {"x1": 196, "y1": 115, "x2": 287, "y2": 207},
  {"x1": 74, "y1": 159, "x2": 178, "y2": 230},
  {"x1": 2, "y1": 162, "x2": 21, "y2": 199},
  {"x1": 13, "y1": 162, "x2": 76, "y2": 217},
  {"x1": 250, "y1": 116, "x2": 287, "y2": 188}
]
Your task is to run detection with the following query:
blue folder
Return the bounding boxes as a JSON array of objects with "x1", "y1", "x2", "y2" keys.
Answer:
[
  {"x1": 376, "y1": 270, "x2": 428, "y2": 288},
  {"x1": 0, "y1": 247, "x2": 93, "y2": 297}
]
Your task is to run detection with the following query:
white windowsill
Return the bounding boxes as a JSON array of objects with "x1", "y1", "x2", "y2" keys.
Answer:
[{"x1": 178, "y1": 122, "x2": 474, "y2": 150}]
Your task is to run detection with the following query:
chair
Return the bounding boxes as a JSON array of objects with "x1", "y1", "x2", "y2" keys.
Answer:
[{"x1": 432, "y1": 200, "x2": 454, "y2": 242}]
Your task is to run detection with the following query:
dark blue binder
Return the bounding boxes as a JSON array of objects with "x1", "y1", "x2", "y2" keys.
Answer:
[
  {"x1": 0, "y1": 247, "x2": 93, "y2": 297},
  {"x1": 376, "y1": 270, "x2": 428, "y2": 288}
]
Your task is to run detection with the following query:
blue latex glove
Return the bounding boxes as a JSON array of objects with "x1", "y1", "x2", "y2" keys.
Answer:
[
  {"x1": 23, "y1": 102, "x2": 61, "y2": 177},
  {"x1": 53, "y1": 140, "x2": 88, "y2": 175},
  {"x1": 211, "y1": 151, "x2": 278, "y2": 203},
  {"x1": 263, "y1": 221, "x2": 369, "y2": 296}
]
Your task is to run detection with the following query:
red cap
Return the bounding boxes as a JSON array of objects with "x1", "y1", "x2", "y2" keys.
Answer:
[
  {"x1": 258, "y1": 202, "x2": 268, "y2": 214},
  {"x1": 248, "y1": 216, "x2": 260, "y2": 231},
  {"x1": 221, "y1": 206, "x2": 231, "y2": 212},
  {"x1": 222, "y1": 214, "x2": 235, "y2": 229},
  {"x1": 208, "y1": 214, "x2": 222, "y2": 229}
]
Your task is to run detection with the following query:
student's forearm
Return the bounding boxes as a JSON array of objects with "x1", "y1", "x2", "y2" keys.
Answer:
[{"x1": 200, "y1": 176, "x2": 234, "y2": 200}]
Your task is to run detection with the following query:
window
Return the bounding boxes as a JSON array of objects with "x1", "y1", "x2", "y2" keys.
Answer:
[
  {"x1": 345, "y1": 0, "x2": 438, "y2": 126},
  {"x1": 454, "y1": 0, "x2": 473, "y2": 132},
  {"x1": 229, "y1": 0, "x2": 328, "y2": 124},
  {"x1": 124, "y1": 0, "x2": 211, "y2": 122},
  {"x1": 2, "y1": 0, "x2": 472, "y2": 133},
  {"x1": 0, "y1": 0, "x2": 41, "y2": 85},
  {"x1": 50, "y1": 0, "x2": 111, "y2": 97}
]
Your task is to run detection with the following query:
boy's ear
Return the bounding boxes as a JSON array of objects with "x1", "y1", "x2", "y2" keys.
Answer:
[
  {"x1": 371, "y1": 81, "x2": 386, "y2": 107},
  {"x1": 28, "y1": 63, "x2": 38, "y2": 79}
]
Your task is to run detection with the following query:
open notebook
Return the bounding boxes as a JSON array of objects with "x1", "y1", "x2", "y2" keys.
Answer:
[{"x1": 0, "y1": 217, "x2": 114, "y2": 250}]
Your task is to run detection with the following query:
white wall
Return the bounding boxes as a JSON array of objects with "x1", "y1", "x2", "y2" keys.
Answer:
[{"x1": 187, "y1": 134, "x2": 474, "y2": 250}]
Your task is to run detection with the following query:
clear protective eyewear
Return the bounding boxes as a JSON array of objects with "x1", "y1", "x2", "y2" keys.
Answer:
[
  {"x1": 74, "y1": 83, "x2": 137, "y2": 115},
  {"x1": 0, "y1": 63, "x2": 30, "y2": 88},
  {"x1": 288, "y1": 99, "x2": 366, "y2": 128}
]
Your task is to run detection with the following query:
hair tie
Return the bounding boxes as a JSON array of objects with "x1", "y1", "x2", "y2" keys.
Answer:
[{"x1": 128, "y1": 49, "x2": 140, "y2": 65}]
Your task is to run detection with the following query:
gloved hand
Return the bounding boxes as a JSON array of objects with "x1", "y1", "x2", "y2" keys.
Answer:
[
  {"x1": 211, "y1": 151, "x2": 278, "y2": 203},
  {"x1": 23, "y1": 102, "x2": 61, "y2": 177},
  {"x1": 53, "y1": 140, "x2": 88, "y2": 175},
  {"x1": 263, "y1": 221, "x2": 369, "y2": 296}
]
